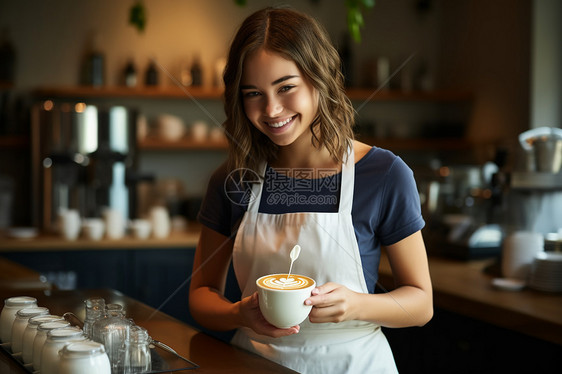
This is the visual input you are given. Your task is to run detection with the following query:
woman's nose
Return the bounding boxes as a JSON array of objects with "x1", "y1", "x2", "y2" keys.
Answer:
[{"x1": 264, "y1": 95, "x2": 283, "y2": 117}]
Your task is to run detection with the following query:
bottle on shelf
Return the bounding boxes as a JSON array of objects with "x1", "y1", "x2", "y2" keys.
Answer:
[
  {"x1": 190, "y1": 55, "x2": 202, "y2": 87},
  {"x1": 145, "y1": 58, "x2": 159, "y2": 86},
  {"x1": 123, "y1": 59, "x2": 138, "y2": 88},
  {"x1": 81, "y1": 32, "x2": 105, "y2": 87}
]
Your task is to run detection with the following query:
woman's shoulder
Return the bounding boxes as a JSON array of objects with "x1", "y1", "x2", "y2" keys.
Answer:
[{"x1": 354, "y1": 141, "x2": 401, "y2": 169}]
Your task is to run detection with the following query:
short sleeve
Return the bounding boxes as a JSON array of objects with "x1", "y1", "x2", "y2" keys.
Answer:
[{"x1": 376, "y1": 157, "x2": 425, "y2": 246}]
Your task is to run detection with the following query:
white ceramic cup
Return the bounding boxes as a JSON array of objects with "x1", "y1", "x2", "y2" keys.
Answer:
[
  {"x1": 130, "y1": 219, "x2": 152, "y2": 239},
  {"x1": 150, "y1": 206, "x2": 170, "y2": 239},
  {"x1": 502, "y1": 231, "x2": 544, "y2": 281},
  {"x1": 103, "y1": 209, "x2": 125, "y2": 240},
  {"x1": 82, "y1": 218, "x2": 105, "y2": 241},
  {"x1": 60, "y1": 210, "x2": 81, "y2": 241},
  {"x1": 256, "y1": 274, "x2": 315, "y2": 329}
]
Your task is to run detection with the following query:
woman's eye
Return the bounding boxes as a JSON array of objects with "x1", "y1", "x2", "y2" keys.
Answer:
[
  {"x1": 279, "y1": 85, "x2": 295, "y2": 93},
  {"x1": 242, "y1": 91, "x2": 260, "y2": 98}
]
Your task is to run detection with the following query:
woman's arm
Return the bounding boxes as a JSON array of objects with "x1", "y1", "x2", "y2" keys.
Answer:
[
  {"x1": 189, "y1": 225, "x2": 300, "y2": 336},
  {"x1": 306, "y1": 230, "x2": 433, "y2": 327}
]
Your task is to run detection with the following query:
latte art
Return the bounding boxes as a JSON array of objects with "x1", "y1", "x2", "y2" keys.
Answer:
[{"x1": 257, "y1": 274, "x2": 314, "y2": 290}]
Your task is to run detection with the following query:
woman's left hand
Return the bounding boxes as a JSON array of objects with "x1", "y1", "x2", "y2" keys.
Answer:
[{"x1": 304, "y1": 282, "x2": 360, "y2": 323}]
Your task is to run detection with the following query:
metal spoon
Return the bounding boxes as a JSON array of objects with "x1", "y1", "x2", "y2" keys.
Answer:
[{"x1": 284, "y1": 244, "x2": 301, "y2": 286}]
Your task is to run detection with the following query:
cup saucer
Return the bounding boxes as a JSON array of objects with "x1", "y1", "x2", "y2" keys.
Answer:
[{"x1": 491, "y1": 277, "x2": 526, "y2": 291}]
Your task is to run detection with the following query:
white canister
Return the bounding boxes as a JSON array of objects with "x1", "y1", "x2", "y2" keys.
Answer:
[
  {"x1": 150, "y1": 206, "x2": 171, "y2": 238},
  {"x1": 32, "y1": 320, "x2": 71, "y2": 370},
  {"x1": 10, "y1": 307, "x2": 49, "y2": 354},
  {"x1": 103, "y1": 208, "x2": 125, "y2": 240},
  {"x1": 59, "y1": 341, "x2": 111, "y2": 374},
  {"x1": 60, "y1": 209, "x2": 81, "y2": 241},
  {"x1": 0, "y1": 296, "x2": 37, "y2": 343},
  {"x1": 40, "y1": 326, "x2": 86, "y2": 374},
  {"x1": 502, "y1": 231, "x2": 545, "y2": 281},
  {"x1": 21, "y1": 315, "x2": 63, "y2": 365}
]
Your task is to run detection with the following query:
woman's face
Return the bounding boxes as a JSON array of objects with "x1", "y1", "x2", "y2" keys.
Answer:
[{"x1": 240, "y1": 48, "x2": 319, "y2": 147}]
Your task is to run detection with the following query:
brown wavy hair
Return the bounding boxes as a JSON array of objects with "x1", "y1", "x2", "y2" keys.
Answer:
[{"x1": 223, "y1": 6, "x2": 355, "y2": 173}]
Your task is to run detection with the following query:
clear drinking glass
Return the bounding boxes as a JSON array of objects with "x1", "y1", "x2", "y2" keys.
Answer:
[
  {"x1": 92, "y1": 304, "x2": 132, "y2": 374},
  {"x1": 123, "y1": 325, "x2": 152, "y2": 373},
  {"x1": 83, "y1": 297, "x2": 105, "y2": 339}
]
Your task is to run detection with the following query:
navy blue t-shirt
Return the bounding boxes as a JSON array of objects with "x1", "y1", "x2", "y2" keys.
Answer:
[{"x1": 198, "y1": 146, "x2": 425, "y2": 293}]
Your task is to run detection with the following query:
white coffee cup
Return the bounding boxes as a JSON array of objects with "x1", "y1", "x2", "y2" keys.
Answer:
[
  {"x1": 256, "y1": 274, "x2": 315, "y2": 329},
  {"x1": 60, "y1": 210, "x2": 81, "y2": 241},
  {"x1": 130, "y1": 219, "x2": 151, "y2": 239},
  {"x1": 502, "y1": 231, "x2": 544, "y2": 281},
  {"x1": 82, "y1": 218, "x2": 105, "y2": 241},
  {"x1": 150, "y1": 206, "x2": 170, "y2": 239}
]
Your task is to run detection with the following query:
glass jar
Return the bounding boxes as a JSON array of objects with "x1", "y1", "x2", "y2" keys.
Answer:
[
  {"x1": 123, "y1": 325, "x2": 152, "y2": 374},
  {"x1": 21, "y1": 314, "x2": 63, "y2": 364},
  {"x1": 40, "y1": 326, "x2": 86, "y2": 374},
  {"x1": 59, "y1": 341, "x2": 111, "y2": 374},
  {"x1": 92, "y1": 305, "x2": 132, "y2": 373},
  {"x1": 83, "y1": 297, "x2": 105, "y2": 339},
  {"x1": 32, "y1": 320, "x2": 71, "y2": 371},
  {"x1": 0, "y1": 296, "x2": 37, "y2": 343},
  {"x1": 10, "y1": 306, "x2": 49, "y2": 354}
]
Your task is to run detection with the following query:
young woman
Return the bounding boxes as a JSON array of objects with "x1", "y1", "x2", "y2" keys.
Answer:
[{"x1": 189, "y1": 6, "x2": 433, "y2": 373}]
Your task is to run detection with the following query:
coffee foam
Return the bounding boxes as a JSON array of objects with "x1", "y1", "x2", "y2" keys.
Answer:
[{"x1": 257, "y1": 274, "x2": 314, "y2": 290}]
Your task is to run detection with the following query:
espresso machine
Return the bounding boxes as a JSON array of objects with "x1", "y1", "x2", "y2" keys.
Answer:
[
  {"x1": 31, "y1": 101, "x2": 138, "y2": 232},
  {"x1": 500, "y1": 127, "x2": 562, "y2": 236}
]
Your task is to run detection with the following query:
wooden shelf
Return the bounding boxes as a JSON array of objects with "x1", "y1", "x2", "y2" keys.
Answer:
[
  {"x1": 138, "y1": 137, "x2": 228, "y2": 150},
  {"x1": 33, "y1": 86, "x2": 472, "y2": 102},
  {"x1": 33, "y1": 85, "x2": 224, "y2": 100}
]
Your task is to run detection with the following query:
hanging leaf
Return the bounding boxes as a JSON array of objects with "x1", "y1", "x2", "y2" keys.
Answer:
[
  {"x1": 234, "y1": 0, "x2": 247, "y2": 6},
  {"x1": 346, "y1": 0, "x2": 375, "y2": 43},
  {"x1": 129, "y1": 0, "x2": 147, "y2": 33}
]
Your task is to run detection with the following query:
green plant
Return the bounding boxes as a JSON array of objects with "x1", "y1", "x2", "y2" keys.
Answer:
[
  {"x1": 234, "y1": 0, "x2": 375, "y2": 42},
  {"x1": 129, "y1": 0, "x2": 147, "y2": 33},
  {"x1": 346, "y1": 0, "x2": 375, "y2": 42}
]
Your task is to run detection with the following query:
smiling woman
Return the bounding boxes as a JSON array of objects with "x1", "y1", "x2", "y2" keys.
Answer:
[{"x1": 189, "y1": 6, "x2": 432, "y2": 374}]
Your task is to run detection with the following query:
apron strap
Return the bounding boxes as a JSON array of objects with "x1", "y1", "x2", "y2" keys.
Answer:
[{"x1": 338, "y1": 146, "x2": 355, "y2": 215}]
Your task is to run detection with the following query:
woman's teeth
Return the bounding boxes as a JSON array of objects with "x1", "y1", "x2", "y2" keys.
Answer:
[{"x1": 267, "y1": 116, "x2": 293, "y2": 128}]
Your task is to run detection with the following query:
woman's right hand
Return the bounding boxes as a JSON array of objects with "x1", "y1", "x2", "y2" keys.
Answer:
[{"x1": 238, "y1": 292, "x2": 300, "y2": 338}]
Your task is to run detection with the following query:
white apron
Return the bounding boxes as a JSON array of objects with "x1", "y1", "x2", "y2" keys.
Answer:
[{"x1": 231, "y1": 149, "x2": 398, "y2": 374}]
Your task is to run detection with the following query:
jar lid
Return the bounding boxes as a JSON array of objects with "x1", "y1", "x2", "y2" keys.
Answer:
[
  {"x1": 61, "y1": 341, "x2": 106, "y2": 358},
  {"x1": 15, "y1": 307, "x2": 49, "y2": 318},
  {"x1": 37, "y1": 320, "x2": 70, "y2": 331},
  {"x1": 47, "y1": 326, "x2": 84, "y2": 340},
  {"x1": 28, "y1": 314, "x2": 63, "y2": 326},
  {"x1": 4, "y1": 296, "x2": 37, "y2": 307}
]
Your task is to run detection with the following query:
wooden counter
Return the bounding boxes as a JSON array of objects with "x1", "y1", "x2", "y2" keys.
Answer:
[
  {"x1": 378, "y1": 253, "x2": 562, "y2": 346},
  {"x1": 2, "y1": 228, "x2": 562, "y2": 347},
  {"x1": 0, "y1": 288, "x2": 296, "y2": 374}
]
